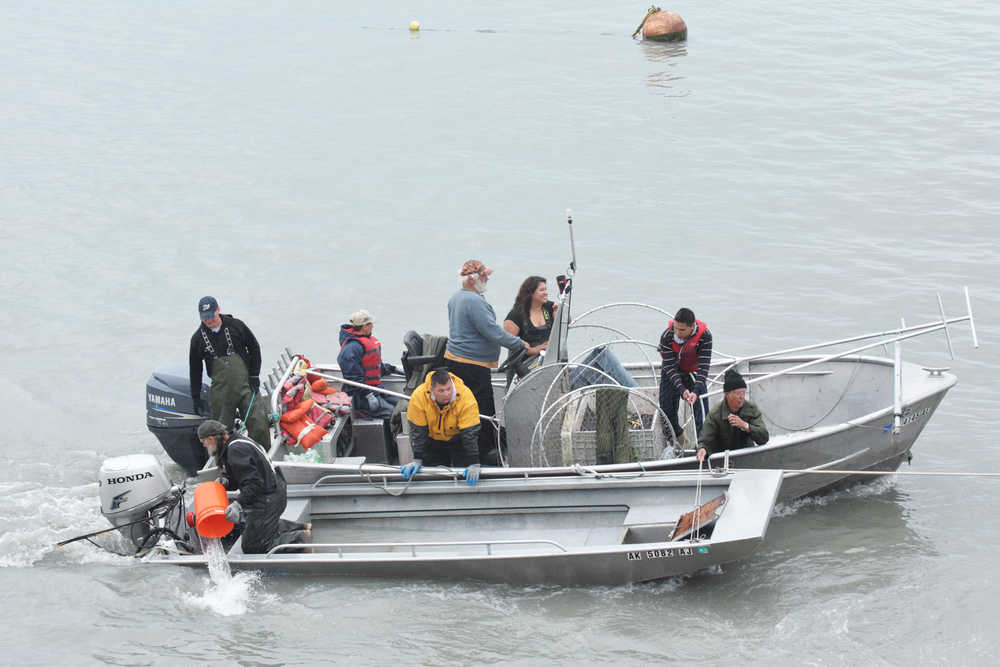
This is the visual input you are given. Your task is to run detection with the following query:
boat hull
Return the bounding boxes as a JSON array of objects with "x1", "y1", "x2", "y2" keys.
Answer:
[{"x1": 147, "y1": 470, "x2": 783, "y2": 585}]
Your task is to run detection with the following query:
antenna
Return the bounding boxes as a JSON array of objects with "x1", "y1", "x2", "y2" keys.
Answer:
[{"x1": 566, "y1": 209, "x2": 577, "y2": 275}]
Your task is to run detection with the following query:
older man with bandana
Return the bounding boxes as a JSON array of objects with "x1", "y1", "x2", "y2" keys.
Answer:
[{"x1": 444, "y1": 259, "x2": 526, "y2": 465}]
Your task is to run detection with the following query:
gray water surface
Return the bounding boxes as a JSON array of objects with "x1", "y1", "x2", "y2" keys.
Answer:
[{"x1": 2, "y1": 1, "x2": 998, "y2": 665}]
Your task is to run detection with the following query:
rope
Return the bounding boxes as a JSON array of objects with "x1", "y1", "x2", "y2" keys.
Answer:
[
  {"x1": 692, "y1": 457, "x2": 704, "y2": 542},
  {"x1": 236, "y1": 390, "x2": 257, "y2": 436},
  {"x1": 760, "y1": 357, "x2": 863, "y2": 433},
  {"x1": 774, "y1": 468, "x2": 1000, "y2": 478},
  {"x1": 357, "y1": 463, "x2": 464, "y2": 496},
  {"x1": 632, "y1": 6, "x2": 660, "y2": 38}
]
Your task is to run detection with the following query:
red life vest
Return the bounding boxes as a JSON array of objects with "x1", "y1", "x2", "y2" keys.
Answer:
[
  {"x1": 341, "y1": 334, "x2": 383, "y2": 387},
  {"x1": 670, "y1": 319, "x2": 707, "y2": 373}
]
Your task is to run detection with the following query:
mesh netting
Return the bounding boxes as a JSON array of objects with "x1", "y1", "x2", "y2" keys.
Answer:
[{"x1": 528, "y1": 369, "x2": 675, "y2": 467}]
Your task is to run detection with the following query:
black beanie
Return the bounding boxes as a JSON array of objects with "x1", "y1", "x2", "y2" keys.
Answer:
[{"x1": 723, "y1": 369, "x2": 747, "y2": 392}]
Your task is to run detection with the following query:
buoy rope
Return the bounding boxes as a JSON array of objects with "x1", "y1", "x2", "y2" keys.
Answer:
[
  {"x1": 632, "y1": 5, "x2": 661, "y2": 39},
  {"x1": 773, "y1": 468, "x2": 1000, "y2": 478}
]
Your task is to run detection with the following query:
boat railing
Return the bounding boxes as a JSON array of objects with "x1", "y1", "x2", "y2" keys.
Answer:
[
  {"x1": 310, "y1": 466, "x2": 465, "y2": 488},
  {"x1": 266, "y1": 538, "x2": 570, "y2": 557},
  {"x1": 570, "y1": 292, "x2": 976, "y2": 366}
]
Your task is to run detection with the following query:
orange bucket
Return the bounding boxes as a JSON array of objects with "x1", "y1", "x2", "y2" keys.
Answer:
[{"x1": 193, "y1": 481, "x2": 234, "y2": 538}]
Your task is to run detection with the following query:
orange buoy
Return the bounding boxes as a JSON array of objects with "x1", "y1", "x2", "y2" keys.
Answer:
[
  {"x1": 642, "y1": 10, "x2": 687, "y2": 42},
  {"x1": 193, "y1": 481, "x2": 233, "y2": 538}
]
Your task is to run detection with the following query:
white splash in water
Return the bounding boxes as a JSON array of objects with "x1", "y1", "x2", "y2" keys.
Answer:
[
  {"x1": 180, "y1": 569, "x2": 264, "y2": 616},
  {"x1": 179, "y1": 538, "x2": 271, "y2": 616}
]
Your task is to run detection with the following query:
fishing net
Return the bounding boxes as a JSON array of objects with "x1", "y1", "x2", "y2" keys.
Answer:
[{"x1": 527, "y1": 369, "x2": 675, "y2": 468}]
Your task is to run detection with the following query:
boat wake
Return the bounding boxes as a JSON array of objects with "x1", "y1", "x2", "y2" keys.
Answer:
[
  {"x1": 0, "y1": 479, "x2": 132, "y2": 568},
  {"x1": 772, "y1": 476, "x2": 897, "y2": 518}
]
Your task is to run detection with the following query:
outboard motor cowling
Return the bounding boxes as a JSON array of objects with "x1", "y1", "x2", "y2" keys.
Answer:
[
  {"x1": 146, "y1": 363, "x2": 211, "y2": 475},
  {"x1": 99, "y1": 454, "x2": 174, "y2": 548}
]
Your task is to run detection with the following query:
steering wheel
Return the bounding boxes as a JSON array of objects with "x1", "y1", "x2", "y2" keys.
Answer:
[{"x1": 498, "y1": 347, "x2": 528, "y2": 373}]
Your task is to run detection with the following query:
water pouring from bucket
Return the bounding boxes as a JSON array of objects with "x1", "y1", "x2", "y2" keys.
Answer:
[
  {"x1": 193, "y1": 481, "x2": 234, "y2": 582},
  {"x1": 181, "y1": 481, "x2": 267, "y2": 615}
]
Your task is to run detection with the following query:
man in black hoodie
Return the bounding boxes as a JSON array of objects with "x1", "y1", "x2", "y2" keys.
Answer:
[
  {"x1": 197, "y1": 420, "x2": 306, "y2": 554},
  {"x1": 189, "y1": 296, "x2": 270, "y2": 448}
]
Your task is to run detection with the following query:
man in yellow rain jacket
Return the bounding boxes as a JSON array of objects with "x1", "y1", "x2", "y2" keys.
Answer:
[{"x1": 400, "y1": 369, "x2": 483, "y2": 484}]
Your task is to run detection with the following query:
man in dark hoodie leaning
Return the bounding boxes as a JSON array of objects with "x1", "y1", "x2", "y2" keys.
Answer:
[{"x1": 189, "y1": 296, "x2": 270, "y2": 448}]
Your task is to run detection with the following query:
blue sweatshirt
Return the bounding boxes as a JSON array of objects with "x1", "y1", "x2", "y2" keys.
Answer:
[{"x1": 445, "y1": 288, "x2": 524, "y2": 365}]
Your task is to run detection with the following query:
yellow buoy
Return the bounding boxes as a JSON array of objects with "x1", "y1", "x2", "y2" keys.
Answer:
[{"x1": 409, "y1": 20, "x2": 420, "y2": 31}]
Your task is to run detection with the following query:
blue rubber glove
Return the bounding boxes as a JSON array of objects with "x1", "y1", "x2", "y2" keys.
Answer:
[
  {"x1": 400, "y1": 459, "x2": 423, "y2": 480},
  {"x1": 463, "y1": 464, "x2": 481, "y2": 486}
]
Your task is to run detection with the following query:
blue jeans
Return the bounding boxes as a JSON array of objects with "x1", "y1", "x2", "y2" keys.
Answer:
[
  {"x1": 659, "y1": 375, "x2": 708, "y2": 439},
  {"x1": 569, "y1": 346, "x2": 638, "y2": 390},
  {"x1": 359, "y1": 392, "x2": 398, "y2": 419}
]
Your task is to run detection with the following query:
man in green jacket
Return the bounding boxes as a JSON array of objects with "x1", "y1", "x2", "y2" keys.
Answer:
[{"x1": 696, "y1": 369, "x2": 769, "y2": 463}]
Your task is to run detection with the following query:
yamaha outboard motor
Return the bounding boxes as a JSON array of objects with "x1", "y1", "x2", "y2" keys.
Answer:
[
  {"x1": 146, "y1": 363, "x2": 211, "y2": 475},
  {"x1": 99, "y1": 454, "x2": 185, "y2": 552}
]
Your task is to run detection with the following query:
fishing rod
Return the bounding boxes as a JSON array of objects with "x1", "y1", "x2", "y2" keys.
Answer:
[{"x1": 56, "y1": 515, "x2": 153, "y2": 548}]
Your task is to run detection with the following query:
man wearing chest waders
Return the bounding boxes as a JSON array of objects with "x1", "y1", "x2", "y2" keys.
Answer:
[{"x1": 189, "y1": 296, "x2": 270, "y2": 449}]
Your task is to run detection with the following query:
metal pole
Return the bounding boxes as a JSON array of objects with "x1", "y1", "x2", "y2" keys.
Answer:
[
  {"x1": 965, "y1": 286, "x2": 979, "y2": 348},
  {"x1": 730, "y1": 322, "x2": 955, "y2": 399},
  {"x1": 937, "y1": 293, "x2": 955, "y2": 360},
  {"x1": 729, "y1": 316, "x2": 970, "y2": 364},
  {"x1": 566, "y1": 209, "x2": 577, "y2": 275},
  {"x1": 306, "y1": 369, "x2": 499, "y2": 423},
  {"x1": 893, "y1": 318, "x2": 903, "y2": 434}
]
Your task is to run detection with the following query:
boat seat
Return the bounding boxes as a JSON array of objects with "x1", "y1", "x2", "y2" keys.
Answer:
[
  {"x1": 349, "y1": 416, "x2": 396, "y2": 464},
  {"x1": 619, "y1": 504, "x2": 686, "y2": 545}
]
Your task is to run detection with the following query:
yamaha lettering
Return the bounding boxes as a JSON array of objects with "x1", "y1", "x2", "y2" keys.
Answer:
[
  {"x1": 147, "y1": 393, "x2": 177, "y2": 407},
  {"x1": 106, "y1": 472, "x2": 155, "y2": 485}
]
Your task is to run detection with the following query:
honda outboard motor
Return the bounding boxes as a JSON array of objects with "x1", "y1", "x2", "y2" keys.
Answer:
[
  {"x1": 146, "y1": 363, "x2": 211, "y2": 475},
  {"x1": 99, "y1": 454, "x2": 179, "y2": 551}
]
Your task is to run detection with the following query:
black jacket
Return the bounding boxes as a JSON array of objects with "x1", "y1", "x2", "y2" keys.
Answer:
[
  {"x1": 189, "y1": 314, "x2": 262, "y2": 404},
  {"x1": 218, "y1": 437, "x2": 277, "y2": 508}
]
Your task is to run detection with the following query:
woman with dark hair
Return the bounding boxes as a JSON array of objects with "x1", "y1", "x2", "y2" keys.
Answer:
[{"x1": 503, "y1": 276, "x2": 557, "y2": 359}]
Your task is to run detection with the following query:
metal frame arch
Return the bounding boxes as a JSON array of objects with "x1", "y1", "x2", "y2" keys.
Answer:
[
  {"x1": 529, "y1": 383, "x2": 674, "y2": 467},
  {"x1": 572, "y1": 302, "x2": 673, "y2": 324},
  {"x1": 567, "y1": 338, "x2": 660, "y2": 381}
]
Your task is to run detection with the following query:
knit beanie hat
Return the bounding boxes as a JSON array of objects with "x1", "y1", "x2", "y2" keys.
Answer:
[{"x1": 723, "y1": 369, "x2": 747, "y2": 392}]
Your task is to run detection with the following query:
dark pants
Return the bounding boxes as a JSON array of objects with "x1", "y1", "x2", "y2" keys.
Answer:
[
  {"x1": 595, "y1": 387, "x2": 636, "y2": 464},
  {"x1": 239, "y1": 473, "x2": 307, "y2": 554},
  {"x1": 421, "y1": 436, "x2": 480, "y2": 468},
  {"x1": 659, "y1": 374, "x2": 708, "y2": 439},
  {"x1": 445, "y1": 359, "x2": 500, "y2": 465}
]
